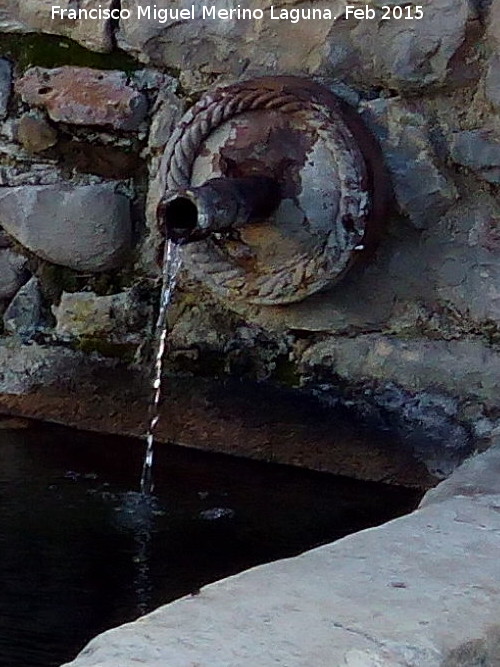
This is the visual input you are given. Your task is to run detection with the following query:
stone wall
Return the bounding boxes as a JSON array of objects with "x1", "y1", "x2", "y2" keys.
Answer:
[{"x1": 0, "y1": 0, "x2": 499, "y2": 481}]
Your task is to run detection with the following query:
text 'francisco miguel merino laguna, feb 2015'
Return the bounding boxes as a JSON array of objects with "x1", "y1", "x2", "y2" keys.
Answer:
[{"x1": 51, "y1": 4, "x2": 425, "y2": 24}]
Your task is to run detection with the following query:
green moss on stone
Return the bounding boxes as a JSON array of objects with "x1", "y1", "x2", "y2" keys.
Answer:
[
  {"x1": 0, "y1": 33, "x2": 139, "y2": 73},
  {"x1": 168, "y1": 349, "x2": 227, "y2": 378},
  {"x1": 271, "y1": 355, "x2": 301, "y2": 388},
  {"x1": 75, "y1": 337, "x2": 137, "y2": 362},
  {"x1": 482, "y1": 320, "x2": 500, "y2": 346},
  {"x1": 37, "y1": 261, "x2": 136, "y2": 303},
  {"x1": 87, "y1": 270, "x2": 136, "y2": 296},
  {"x1": 37, "y1": 262, "x2": 82, "y2": 301}
]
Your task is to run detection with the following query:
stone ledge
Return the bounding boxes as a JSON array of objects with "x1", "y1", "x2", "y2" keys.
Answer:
[
  {"x1": 301, "y1": 335, "x2": 500, "y2": 411},
  {"x1": 0, "y1": 342, "x2": 434, "y2": 488},
  {"x1": 62, "y1": 445, "x2": 500, "y2": 666}
]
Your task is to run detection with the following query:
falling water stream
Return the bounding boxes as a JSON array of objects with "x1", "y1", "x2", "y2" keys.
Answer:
[
  {"x1": 140, "y1": 239, "x2": 182, "y2": 496},
  {"x1": 129, "y1": 239, "x2": 182, "y2": 615}
]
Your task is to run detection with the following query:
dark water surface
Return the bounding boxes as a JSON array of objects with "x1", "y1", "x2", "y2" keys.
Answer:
[{"x1": 0, "y1": 422, "x2": 421, "y2": 667}]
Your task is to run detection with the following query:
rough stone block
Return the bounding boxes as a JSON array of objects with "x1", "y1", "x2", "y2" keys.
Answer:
[
  {"x1": 361, "y1": 98, "x2": 457, "y2": 228},
  {"x1": 53, "y1": 289, "x2": 151, "y2": 343},
  {"x1": 17, "y1": 112, "x2": 58, "y2": 153},
  {"x1": 421, "y1": 443, "x2": 500, "y2": 507},
  {"x1": 0, "y1": 183, "x2": 131, "y2": 272},
  {"x1": 16, "y1": 67, "x2": 148, "y2": 131},
  {"x1": 3, "y1": 276, "x2": 44, "y2": 338},
  {"x1": 148, "y1": 89, "x2": 185, "y2": 152},
  {"x1": 432, "y1": 195, "x2": 500, "y2": 324},
  {"x1": 0, "y1": 340, "x2": 116, "y2": 394},
  {"x1": 488, "y1": 0, "x2": 500, "y2": 50},
  {"x1": 0, "y1": 0, "x2": 114, "y2": 53},
  {"x1": 0, "y1": 0, "x2": 27, "y2": 31},
  {"x1": 324, "y1": 0, "x2": 474, "y2": 90},
  {"x1": 117, "y1": 0, "x2": 341, "y2": 79},
  {"x1": 0, "y1": 59, "x2": 12, "y2": 120},
  {"x1": 449, "y1": 128, "x2": 500, "y2": 184},
  {"x1": 485, "y1": 55, "x2": 500, "y2": 109},
  {"x1": 116, "y1": 0, "x2": 474, "y2": 90},
  {"x1": 0, "y1": 247, "x2": 28, "y2": 301}
]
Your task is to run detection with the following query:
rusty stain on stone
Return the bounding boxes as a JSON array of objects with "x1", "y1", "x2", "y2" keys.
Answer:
[
  {"x1": 15, "y1": 67, "x2": 147, "y2": 131},
  {"x1": 218, "y1": 111, "x2": 314, "y2": 202}
]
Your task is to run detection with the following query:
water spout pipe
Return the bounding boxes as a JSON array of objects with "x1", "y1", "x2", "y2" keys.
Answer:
[{"x1": 157, "y1": 176, "x2": 281, "y2": 244}]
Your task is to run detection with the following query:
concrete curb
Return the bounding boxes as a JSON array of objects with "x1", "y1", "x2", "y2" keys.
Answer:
[{"x1": 63, "y1": 445, "x2": 500, "y2": 666}]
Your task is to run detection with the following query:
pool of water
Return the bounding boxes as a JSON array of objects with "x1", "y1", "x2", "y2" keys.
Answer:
[{"x1": 0, "y1": 422, "x2": 421, "y2": 667}]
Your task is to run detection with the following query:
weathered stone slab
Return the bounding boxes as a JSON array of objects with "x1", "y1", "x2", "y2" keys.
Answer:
[
  {"x1": 301, "y1": 335, "x2": 500, "y2": 411},
  {"x1": 0, "y1": 183, "x2": 131, "y2": 272},
  {"x1": 421, "y1": 440, "x2": 500, "y2": 507},
  {"x1": 0, "y1": 340, "x2": 117, "y2": 394},
  {"x1": 0, "y1": 0, "x2": 114, "y2": 53},
  {"x1": 116, "y1": 0, "x2": 474, "y2": 91},
  {"x1": 300, "y1": 331, "x2": 477, "y2": 476},
  {"x1": 61, "y1": 446, "x2": 500, "y2": 667},
  {"x1": 16, "y1": 67, "x2": 147, "y2": 131}
]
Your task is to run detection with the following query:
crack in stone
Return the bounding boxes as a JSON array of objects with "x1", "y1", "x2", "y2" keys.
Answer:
[
  {"x1": 332, "y1": 620, "x2": 386, "y2": 649},
  {"x1": 109, "y1": 0, "x2": 121, "y2": 47},
  {"x1": 332, "y1": 621, "x2": 442, "y2": 665}
]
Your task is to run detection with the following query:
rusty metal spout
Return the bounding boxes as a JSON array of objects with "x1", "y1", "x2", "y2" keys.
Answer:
[
  {"x1": 157, "y1": 176, "x2": 281, "y2": 244},
  {"x1": 158, "y1": 75, "x2": 389, "y2": 304}
]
